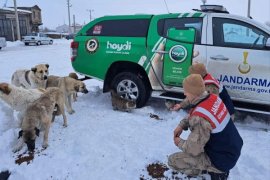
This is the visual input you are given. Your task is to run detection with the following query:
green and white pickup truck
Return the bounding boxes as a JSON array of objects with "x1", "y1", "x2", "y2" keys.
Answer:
[{"x1": 71, "y1": 5, "x2": 270, "y2": 114}]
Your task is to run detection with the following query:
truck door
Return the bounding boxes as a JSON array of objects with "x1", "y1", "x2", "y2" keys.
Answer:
[
  {"x1": 206, "y1": 16, "x2": 270, "y2": 104},
  {"x1": 162, "y1": 28, "x2": 195, "y2": 86}
]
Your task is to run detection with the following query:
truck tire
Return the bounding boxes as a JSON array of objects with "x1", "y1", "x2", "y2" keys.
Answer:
[
  {"x1": 49, "y1": 40, "x2": 53, "y2": 45},
  {"x1": 24, "y1": 43, "x2": 29, "y2": 46},
  {"x1": 36, "y1": 41, "x2": 41, "y2": 46},
  {"x1": 111, "y1": 72, "x2": 150, "y2": 108}
]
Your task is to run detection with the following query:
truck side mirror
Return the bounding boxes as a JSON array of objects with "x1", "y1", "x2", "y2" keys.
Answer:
[{"x1": 266, "y1": 37, "x2": 270, "y2": 48}]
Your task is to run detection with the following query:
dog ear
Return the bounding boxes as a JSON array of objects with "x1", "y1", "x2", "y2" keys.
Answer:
[
  {"x1": 31, "y1": 67, "x2": 37, "y2": 73},
  {"x1": 45, "y1": 64, "x2": 49, "y2": 68},
  {"x1": 35, "y1": 127, "x2": 40, "y2": 137},
  {"x1": 74, "y1": 85, "x2": 79, "y2": 92},
  {"x1": 18, "y1": 130, "x2": 23, "y2": 139},
  {"x1": 0, "y1": 83, "x2": 11, "y2": 95}
]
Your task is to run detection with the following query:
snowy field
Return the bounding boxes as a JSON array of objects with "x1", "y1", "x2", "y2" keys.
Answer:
[{"x1": 0, "y1": 39, "x2": 269, "y2": 180}]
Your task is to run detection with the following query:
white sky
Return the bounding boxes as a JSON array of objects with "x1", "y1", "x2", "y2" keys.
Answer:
[{"x1": 3, "y1": 0, "x2": 270, "y2": 29}]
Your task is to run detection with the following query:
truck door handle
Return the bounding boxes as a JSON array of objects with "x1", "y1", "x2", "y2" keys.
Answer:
[
  {"x1": 153, "y1": 50, "x2": 168, "y2": 54},
  {"x1": 210, "y1": 55, "x2": 229, "y2": 61}
]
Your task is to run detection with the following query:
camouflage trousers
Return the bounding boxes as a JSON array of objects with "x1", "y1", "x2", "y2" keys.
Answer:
[{"x1": 168, "y1": 152, "x2": 223, "y2": 176}]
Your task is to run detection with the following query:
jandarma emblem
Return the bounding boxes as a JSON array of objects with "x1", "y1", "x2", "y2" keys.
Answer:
[
  {"x1": 169, "y1": 45, "x2": 187, "y2": 63},
  {"x1": 86, "y1": 39, "x2": 99, "y2": 53}
]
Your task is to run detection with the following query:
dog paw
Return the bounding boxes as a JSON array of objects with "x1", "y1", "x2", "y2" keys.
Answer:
[
  {"x1": 12, "y1": 147, "x2": 22, "y2": 153},
  {"x1": 42, "y1": 143, "x2": 49, "y2": 149},
  {"x1": 68, "y1": 109, "x2": 75, "y2": 114},
  {"x1": 12, "y1": 148, "x2": 19, "y2": 153}
]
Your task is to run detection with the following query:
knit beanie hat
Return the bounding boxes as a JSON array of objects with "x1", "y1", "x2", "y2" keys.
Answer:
[
  {"x1": 183, "y1": 74, "x2": 205, "y2": 96},
  {"x1": 189, "y1": 63, "x2": 207, "y2": 77}
]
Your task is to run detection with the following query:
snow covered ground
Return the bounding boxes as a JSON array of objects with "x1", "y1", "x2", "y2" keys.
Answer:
[{"x1": 0, "y1": 39, "x2": 269, "y2": 180}]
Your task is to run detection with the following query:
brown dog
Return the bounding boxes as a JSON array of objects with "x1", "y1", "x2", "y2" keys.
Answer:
[
  {"x1": 47, "y1": 75, "x2": 88, "y2": 114},
  {"x1": 69, "y1": 72, "x2": 79, "y2": 101},
  {"x1": 13, "y1": 87, "x2": 67, "y2": 152}
]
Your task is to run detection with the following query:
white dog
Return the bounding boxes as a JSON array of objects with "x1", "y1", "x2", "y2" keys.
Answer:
[
  {"x1": 11, "y1": 64, "x2": 49, "y2": 89},
  {"x1": 0, "y1": 82, "x2": 44, "y2": 112}
]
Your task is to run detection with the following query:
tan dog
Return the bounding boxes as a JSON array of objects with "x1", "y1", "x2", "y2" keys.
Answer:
[
  {"x1": 47, "y1": 75, "x2": 88, "y2": 114},
  {"x1": 13, "y1": 87, "x2": 67, "y2": 152},
  {"x1": 69, "y1": 72, "x2": 79, "y2": 101},
  {"x1": 11, "y1": 64, "x2": 49, "y2": 89},
  {"x1": 0, "y1": 82, "x2": 44, "y2": 112}
]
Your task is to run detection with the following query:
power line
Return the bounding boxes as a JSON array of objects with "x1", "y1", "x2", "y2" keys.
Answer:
[{"x1": 163, "y1": 0, "x2": 169, "y2": 13}]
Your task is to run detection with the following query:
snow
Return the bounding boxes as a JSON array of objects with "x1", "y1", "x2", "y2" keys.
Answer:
[{"x1": 0, "y1": 39, "x2": 270, "y2": 180}]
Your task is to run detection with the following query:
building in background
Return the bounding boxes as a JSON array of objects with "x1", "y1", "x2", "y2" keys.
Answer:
[
  {"x1": 17, "y1": 5, "x2": 42, "y2": 32},
  {"x1": 0, "y1": 5, "x2": 42, "y2": 41},
  {"x1": 56, "y1": 23, "x2": 83, "y2": 34},
  {"x1": 55, "y1": 24, "x2": 70, "y2": 34}
]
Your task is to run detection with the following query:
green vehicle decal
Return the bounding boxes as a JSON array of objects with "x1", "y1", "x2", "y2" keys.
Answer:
[{"x1": 162, "y1": 28, "x2": 195, "y2": 86}]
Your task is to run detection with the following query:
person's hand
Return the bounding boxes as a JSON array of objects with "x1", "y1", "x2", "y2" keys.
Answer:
[
  {"x1": 170, "y1": 103, "x2": 182, "y2": 111},
  {"x1": 173, "y1": 125, "x2": 183, "y2": 138},
  {"x1": 174, "y1": 137, "x2": 181, "y2": 146}
]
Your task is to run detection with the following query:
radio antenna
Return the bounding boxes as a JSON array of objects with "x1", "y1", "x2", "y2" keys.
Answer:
[{"x1": 163, "y1": 0, "x2": 170, "y2": 13}]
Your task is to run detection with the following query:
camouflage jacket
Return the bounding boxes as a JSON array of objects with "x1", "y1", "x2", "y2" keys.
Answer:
[{"x1": 177, "y1": 92, "x2": 213, "y2": 156}]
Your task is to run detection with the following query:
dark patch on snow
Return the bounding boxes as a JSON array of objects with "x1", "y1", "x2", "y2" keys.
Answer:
[
  {"x1": 15, "y1": 152, "x2": 34, "y2": 165},
  {"x1": 149, "y1": 113, "x2": 163, "y2": 120},
  {"x1": 0, "y1": 170, "x2": 10, "y2": 180}
]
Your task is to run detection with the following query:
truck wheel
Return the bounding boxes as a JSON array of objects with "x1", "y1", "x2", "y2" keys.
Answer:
[
  {"x1": 111, "y1": 72, "x2": 150, "y2": 108},
  {"x1": 36, "y1": 41, "x2": 41, "y2": 46},
  {"x1": 49, "y1": 40, "x2": 53, "y2": 45},
  {"x1": 25, "y1": 43, "x2": 29, "y2": 46}
]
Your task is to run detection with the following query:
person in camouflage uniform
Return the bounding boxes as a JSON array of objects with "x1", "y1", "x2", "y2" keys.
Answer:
[
  {"x1": 170, "y1": 63, "x2": 235, "y2": 120},
  {"x1": 168, "y1": 74, "x2": 243, "y2": 180}
]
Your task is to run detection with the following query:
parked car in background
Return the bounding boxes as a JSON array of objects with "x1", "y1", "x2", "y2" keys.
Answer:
[
  {"x1": 22, "y1": 33, "x2": 53, "y2": 46},
  {"x1": 0, "y1": 37, "x2": 7, "y2": 50},
  {"x1": 66, "y1": 33, "x2": 75, "y2": 40}
]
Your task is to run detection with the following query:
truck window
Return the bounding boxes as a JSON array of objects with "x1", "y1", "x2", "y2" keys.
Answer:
[
  {"x1": 157, "y1": 18, "x2": 203, "y2": 44},
  {"x1": 213, "y1": 18, "x2": 269, "y2": 50},
  {"x1": 86, "y1": 19, "x2": 150, "y2": 37}
]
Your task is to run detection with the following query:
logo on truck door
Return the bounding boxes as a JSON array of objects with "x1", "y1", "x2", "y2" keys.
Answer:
[
  {"x1": 169, "y1": 45, "x2": 187, "y2": 63},
  {"x1": 86, "y1": 38, "x2": 99, "y2": 53}
]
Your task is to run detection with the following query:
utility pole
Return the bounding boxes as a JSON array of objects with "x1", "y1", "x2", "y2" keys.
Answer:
[
  {"x1": 13, "y1": 0, "x2": 21, "y2": 40},
  {"x1": 67, "y1": 0, "x2": 72, "y2": 33},
  {"x1": 87, "y1": 9, "x2": 94, "y2": 22},
  {"x1": 73, "y1": 14, "x2": 76, "y2": 33},
  {"x1": 201, "y1": 0, "x2": 207, "y2": 5},
  {"x1": 247, "y1": 0, "x2": 251, "y2": 18}
]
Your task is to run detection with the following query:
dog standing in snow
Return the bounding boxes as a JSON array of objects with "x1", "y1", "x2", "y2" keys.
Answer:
[
  {"x1": 14, "y1": 87, "x2": 67, "y2": 152},
  {"x1": 47, "y1": 75, "x2": 88, "y2": 114},
  {"x1": 11, "y1": 64, "x2": 49, "y2": 89}
]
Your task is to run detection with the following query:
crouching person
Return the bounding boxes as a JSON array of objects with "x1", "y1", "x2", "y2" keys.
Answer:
[
  {"x1": 168, "y1": 74, "x2": 243, "y2": 180},
  {"x1": 171, "y1": 63, "x2": 235, "y2": 120}
]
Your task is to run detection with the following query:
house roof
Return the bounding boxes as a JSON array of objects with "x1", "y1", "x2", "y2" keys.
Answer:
[{"x1": 0, "y1": 7, "x2": 32, "y2": 14}]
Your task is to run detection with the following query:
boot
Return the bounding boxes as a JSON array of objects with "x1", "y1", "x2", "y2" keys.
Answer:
[{"x1": 208, "y1": 171, "x2": 229, "y2": 180}]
